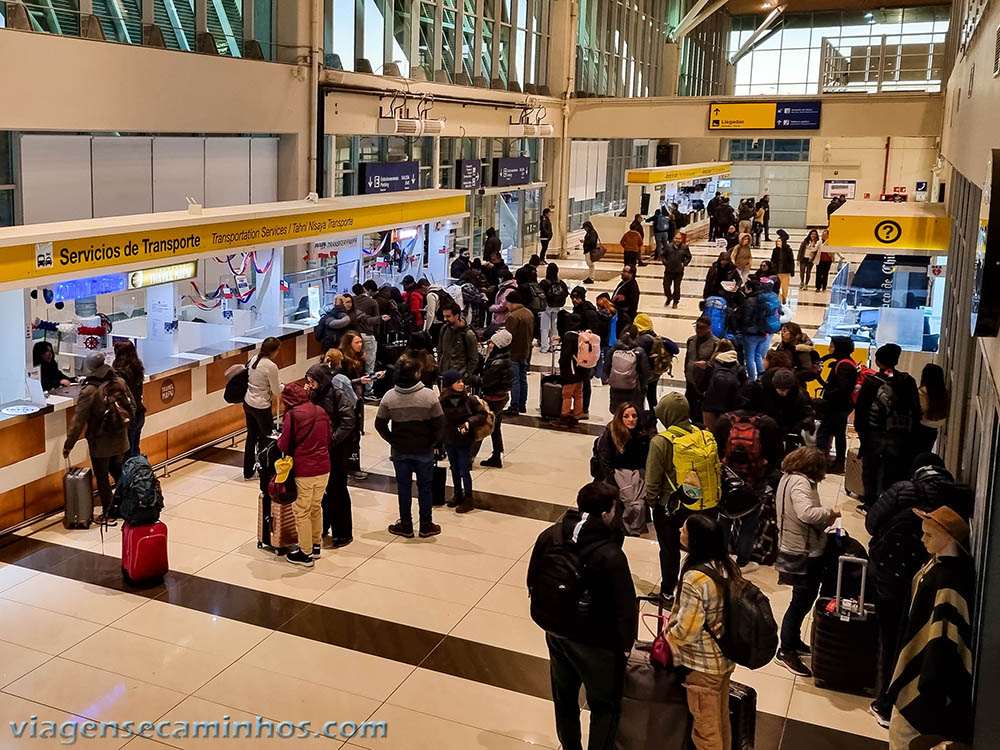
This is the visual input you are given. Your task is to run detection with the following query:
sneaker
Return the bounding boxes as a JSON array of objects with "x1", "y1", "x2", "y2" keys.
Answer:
[
  {"x1": 456, "y1": 496, "x2": 475, "y2": 514},
  {"x1": 312, "y1": 544, "x2": 321, "y2": 558},
  {"x1": 285, "y1": 549, "x2": 314, "y2": 567},
  {"x1": 740, "y1": 561, "x2": 760, "y2": 574},
  {"x1": 350, "y1": 471, "x2": 369, "y2": 481},
  {"x1": 332, "y1": 537, "x2": 353, "y2": 548},
  {"x1": 774, "y1": 649, "x2": 812, "y2": 677},
  {"x1": 388, "y1": 520, "x2": 415, "y2": 538},
  {"x1": 446, "y1": 493, "x2": 465, "y2": 509},
  {"x1": 869, "y1": 702, "x2": 891, "y2": 729},
  {"x1": 480, "y1": 454, "x2": 503, "y2": 468},
  {"x1": 583, "y1": 277, "x2": 595, "y2": 284},
  {"x1": 419, "y1": 521, "x2": 442, "y2": 538}
]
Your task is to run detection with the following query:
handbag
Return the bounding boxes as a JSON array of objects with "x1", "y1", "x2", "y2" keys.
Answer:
[
  {"x1": 720, "y1": 465, "x2": 759, "y2": 519},
  {"x1": 642, "y1": 613, "x2": 673, "y2": 668},
  {"x1": 590, "y1": 244, "x2": 607, "y2": 262},
  {"x1": 471, "y1": 396, "x2": 496, "y2": 440}
]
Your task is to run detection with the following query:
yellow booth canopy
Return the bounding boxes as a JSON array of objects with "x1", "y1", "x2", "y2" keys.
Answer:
[
  {"x1": 625, "y1": 162, "x2": 732, "y2": 185},
  {"x1": 828, "y1": 201, "x2": 951, "y2": 253}
]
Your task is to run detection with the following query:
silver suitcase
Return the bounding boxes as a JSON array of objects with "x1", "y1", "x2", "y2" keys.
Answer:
[{"x1": 63, "y1": 466, "x2": 94, "y2": 529}]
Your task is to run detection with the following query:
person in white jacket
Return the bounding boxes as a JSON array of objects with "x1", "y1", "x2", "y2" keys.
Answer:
[{"x1": 774, "y1": 446, "x2": 840, "y2": 677}]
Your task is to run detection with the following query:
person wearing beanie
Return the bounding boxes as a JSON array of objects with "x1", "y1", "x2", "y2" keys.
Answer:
[
  {"x1": 700, "y1": 346, "x2": 747, "y2": 430},
  {"x1": 479, "y1": 330, "x2": 514, "y2": 468},
  {"x1": 684, "y1": 316, "x2": 720, "y2": 425},
  {"x1": 865, "y1": 453, "x2": 973, "y2": 727},
  {"x1": 63, "y1": 352, "x2": 136, "y2": 522},
  {"x1": 439, "y1": 371, "x2": 488, "y2": 513},
  {"x1": 757, "y1": 365, "x2": 814, "y2": 444},
  {"x1": 504, "y1": 287, "x2": 536, "y2": 416},
  {"x1": 702, "y1": 251, "x2": 742, "y2": 300},
  {"x1": 854, "y1": 342, "x2": 921, "y2": 512},
  {"x1": 769, "y1": 230, "x2": 795, "y2": 303},
  {"x1": 817, "y1": 336, "x2": 858, "y2": 473}
]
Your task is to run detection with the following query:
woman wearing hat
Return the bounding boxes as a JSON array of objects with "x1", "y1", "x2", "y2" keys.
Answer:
[
  {"x1": 478, "y1": 329, "x2": 514, "y2": 469},
  {"x1": 886, "y1": 505, "x2": 974, "y2": 749},
  {"x1": 439, "y1": 370, "x2": 489, "y2": 512}
]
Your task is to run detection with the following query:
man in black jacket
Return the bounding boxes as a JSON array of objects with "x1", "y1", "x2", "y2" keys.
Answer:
[
  {"x1": 707, "y1": 192, "x2": 722, "y2": 240},
  {"x1": 713, "y1": 197, "x2": 737, "y2": 237},
  {"x1": 528, "y1": 481, "x2": 636, "y2": 750},
  {"x1": 661, "y1": 232, "x2": 692, "y2": 309},
  {"x1": 864, "y1": 453, "x2": 973, "y2": 727},
  {"x1": 611, "y1": 265, "x2": 640, "y2": 330},
  {"x1": 540, "y1": 208, "x2": 554, "y2": 261}
]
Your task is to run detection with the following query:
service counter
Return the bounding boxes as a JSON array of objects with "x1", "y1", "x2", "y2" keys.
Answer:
[{"x1": 0, "y1": 189, "x2": 467, "y2": 535}]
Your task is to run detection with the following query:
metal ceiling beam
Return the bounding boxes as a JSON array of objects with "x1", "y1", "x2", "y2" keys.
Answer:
[
  {"x1": 670, "y1": 0, "x2": 732, "y2": 42},
  {"x1": 729, "y1": 4, "x2": 786, "y2": 64}
]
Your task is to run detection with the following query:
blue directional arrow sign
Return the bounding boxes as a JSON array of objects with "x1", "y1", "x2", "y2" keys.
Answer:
[{"x1": 774, "y1": 101, "x2": 822, "y2": 130}]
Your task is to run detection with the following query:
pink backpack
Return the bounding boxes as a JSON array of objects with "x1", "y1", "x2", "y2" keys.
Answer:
[{"x1": 575, "y1": 330, "x2": 601, "y2": 369}]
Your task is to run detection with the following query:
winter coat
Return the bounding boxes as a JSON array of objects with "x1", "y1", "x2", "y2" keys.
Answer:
[
  {"x1": 645, "y1": 393, "x2": 699, "y2": 508},
  {"x1": 684, "y1": 333, "x2": 719, "y2": 384},
  {"x1": 594, "y1": 426, "x2": 650, "y2": 484},
  {"x1": 305, "y1": 364, "x2": 356, "y2": 448},
  {"x1": 773, "y1": 336, "x2": 820, "y2": 383},
  {"x1": 484, "y1": 233, "x2": 502, "y2": 258},
  {"x1": 620, "y1": 230, "x2": 643, "y2": 253},
  {"x1": 712, "y1": 410, "x2": 783, "y2": 483},
  {"x1": 701, "y1": 356, "x2": 747, "y2": 414},
  {"x1": 527, "y1": 509, "x2": 637, "y2": 652},
  {"x1": 375, "y1": 381, "x2": 444, "y2": 455},
  {"x1": 64, "y1": 369, "x2": 136, "y2": 458},
  {"x1": 611, "y1": 278, "x2": 640, "y2": 321},
  {"x1": 662, "y1": 242, "x2": 692, "y2": 275},
  {"x1": 481, "y1": 348, "x2": 513, "y2": 401},
  {"x1": 540, "y1": 214, "x2": 553, "y2": 240},
  {"x1": 404, "y1": 290, "x2": 425, "y2": 327},
  {"x1": 317, "y1": 305, "x2": 352, "y2": 350},
  {"x1": 770, "y1": 242, "x2": 795, "y2": 275},
  {"x1": 489, "y1": 279, "x2": 518, "y2": 327},
  {"x1": 732, "y1": 240, "x2": 753, "y2": 274},
  {"x1": 854, "y1": 368, "x2": 921, "y2": 439},
  {"x1": 277, "y1": 384, "x2": 332, "y2": 478},
  {"x1": 351, "y1": 293, "x2": 381, "y2": 336},
  {"x1": 755, "y1": 372, "x2": 813, "y2": 434},
  {"x1": 450, "y1": 256, "x2": 471, "y2": 280},
  {"x1": 582, "y1": 228, "x2": 599, "y2": 256},
  {"x1": 559, "y1": 331, "x2": 585, "y2": 384},
  {"x1": 505, "y1": 303, "x2": 536, "y2": 361},
  {"x1": 703, "y1": 261, "x2": 741, "y2": 299},
  {"x1": 776, "y1": 472, "x2": 835, "y2": 557},
  {"x1": 820, "y1": 357, "x2": 859, "y2": 412},
  {"x1": 798, "y1": 238, "x2": 821, "y2": 264},
  {"x1": 437, "y1": 323, "x2": 479, "y2": 379},
  {"x1": 713, "y1": 203, "x2": 736, "y2": 230},
  {"x1": 440, "y1": 387, "x2": 490, "y2": 446},
  {"x1": 572, "y1": 300, "x2": 606, "y2": 340}
]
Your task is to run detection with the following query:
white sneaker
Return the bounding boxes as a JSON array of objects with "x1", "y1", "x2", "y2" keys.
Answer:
[{"x1": 740, "y1": 562, "x2": 760, "y2": 574}]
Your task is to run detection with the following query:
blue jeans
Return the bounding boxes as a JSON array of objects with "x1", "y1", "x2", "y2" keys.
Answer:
[
  {"x1": 744, "y1": 335, "x2": 769, "y2": 380},
  {"x1": 445, "y1": 443, "x2": 473, "y2": 495},
  {"x1": 654, "y1": 231, "x2": 669, "y2": 256},
  {"x1": 125, "y1": 410, "x2": 146, "y2": 460},
  {"x1": 510, "y1": 359, "x2": 529, "y2": 412},
  {"x1": 597, "y1": 346, "x2": 609, "y2": 384},
  {"x1": 391, "y1": 451, "x2": 435, "y2": 524},
  {"x1": 723, "y1": 506, "x2": 761, "y2": 566}
]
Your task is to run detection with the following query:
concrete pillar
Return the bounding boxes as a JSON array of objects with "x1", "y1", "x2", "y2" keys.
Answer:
[
  {"x1": 661, "y1": 42, "x2": 680, "y2": 96},
  {"x1": 547, "y1": 0, "x2": 577, "y2": 100}
]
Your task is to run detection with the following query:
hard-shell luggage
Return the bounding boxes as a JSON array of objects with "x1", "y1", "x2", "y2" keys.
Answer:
[
  {"x1": 63, "y1": 465, "x2": 94, "y2": 529},
  {"x1": 615, "y1": 596, "x2": 693, "y2": 750},
  {"x1": 121, "y1": 521, "x2": 168, "y2": 583},
  {"x1": 257, "y1": 492, "x2": 298, "y2": 552},
  {"x1": 540, "y1": 345, "x2": 563, "y2": 421},
  {"x1": 811, "y1": 555, "x2": 878, "y2": 695},
  {"x1": 844, "y1": 447, "x2": 864, "y2": 497},
  {"x1": 819, "y1": 530, "x2": 868, "y2": 599},
  {"x1": 729, "y1": 680, "x2": 757, "y2": 750}
]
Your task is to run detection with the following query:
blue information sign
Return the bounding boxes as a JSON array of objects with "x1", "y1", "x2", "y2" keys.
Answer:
[
  {"x1": 493, "y1": 157, "x2": 531, "y2": 187},
  {"x1": 359, "y1": 161, "x2": 420, "y2": 194},
  {"x1": 774, "y1": 101, "x2": 822, "y2": 130},
  {"x1": 456, "y1": 159, "x2": 483, "y2": 190}
]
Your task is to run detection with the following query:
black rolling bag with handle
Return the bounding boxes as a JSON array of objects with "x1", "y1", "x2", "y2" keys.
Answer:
[
  {"x1": 540, "y1": 344, "x2": 563, "y2": 421},
  {"x1": 811, "y1": 554, "x2": 879, "y2": 694}
]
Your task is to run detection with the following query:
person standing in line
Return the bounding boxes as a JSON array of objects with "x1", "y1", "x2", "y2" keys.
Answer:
[
  {"x1": 816, "y1": 336, "x2": 857, "y2": 473},
  {"x1": 737, "y1": 280, "x2": 769, "y2": 381},
  {"x1": 813, "y1": 229, "x2": 840, "y2": 292},
  {"x1": 612, "y1": 264, "x2": 641, "y2": 331},
  {"x1": 581, "y1": 221, "x2": 600, "y2": 285},
  {"x1": 276, "y1": 383, "x2": 331, "y2": 567},
  {"x1": 540, "y1": 263, "x2": 569, "y2": 354},
  {"x1": 662, "y1": 232, "x2": 692, "y2": 309},
  {"x1": 620, "y1": 225, "x2": 644, "y2": 272},
  {"x1": 479, "y1": 329, "x2": 514, "y2": 468},
  {"x1": 63, "y1": 352, "x2": 136, "y2": 521},
  {"x1": 915, "y1": 363, "x2": 950, "y2": 454},
  {"x1": 592, "y1": 402, "x2": 651, "y2": 536},
  {"x1": 351, "y1": 282, "x2": 384, "y2": 401},
  {"x1": 504, "y1": 287, "x2": 535, "y2": 416},
  {"x1": 113, "y1": 340, "x2": 146, "y2": 460},
  {"x1": 595, "y1": 293, "x2": 617, "y2": 380},
  {"x1": 437, "y1": 303, "x2": 479, "y2": 381},
  {"x1": 707, "y1": 192, "x2": 723, "y2": 241},
  {"x1": 305, "y1": 360, "x2": 356, "y2": 548},
  {"x1": 798, "y1": 230, "x2": 821, "y2": 289},
  {"x1": 684, "y1": 317, "x2": 720, "y2": 425},
  {"x1": 439, "y1": 370, "x2": 489, "y2": 513},
  {"x1": 240, "y1": 337, "x2": 282, "y2": 481},
  {"x1": 557, "y1": 320, "x2": 585, "y2": 427},
  {"x1": 667, "y1": 514, "x2": 739, "y2": 750},
  {"x1": 757, "y1": 195, "x2": 771, "y2": 242},
  {"x1": 339, "y1": 331, "x2": 371, "y2": 481},
  {"x1": 450, "y1": 247, "x2": 471, "y2": 280},
  {"x1": 540, "y1": 208, "x2": 554, "y2": 261},
  {"x1": 375, "y1": 356, "x2": 445, "y2": 539},
  {"x1": 770, "y1": 230, "x2": 795, "y2": 303},
  {"x1": 773, "y1": 446, "x2": 839, "y2": 677},
  {"x1": 527, "y1": 481, "x2": 637, "y2": 750},
  {"x1": 732, "y1": 232, "x2": 753, "y2": 277}
]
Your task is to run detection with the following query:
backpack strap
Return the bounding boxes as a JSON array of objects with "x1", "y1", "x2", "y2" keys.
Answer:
[{"x1": 690, "y1": 563, "x2": 728, "y2": 644}]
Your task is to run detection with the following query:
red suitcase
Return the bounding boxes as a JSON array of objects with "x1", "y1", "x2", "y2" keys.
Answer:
[{"x1": 122, "y1": 522, "x2": 168, "y2": 583}]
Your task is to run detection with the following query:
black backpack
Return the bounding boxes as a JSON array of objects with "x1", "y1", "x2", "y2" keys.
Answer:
[
  {"x1": 694, "y1": 564, "x2": 778, "y2": 669},
  {"x1": 526, "y1": 282, "x2": 547, "y2": 313},
  {"x1": 116, "y1": 455, "x2": 164, "y2": 526},
  {"x1": 223, "y1": 364, "x2": 250, "y2": 404},
  {"x1": 545, "y1": 280, "x2": 569, "y2": 308},
  {"x1": 431, "y1": 288, "x2": 458, "y2": 320},
  {"x1": 870, "y1": 372, "x2": 917, "y2": 433},
  {"x1": 529, "y1": 525, "x2": 609, "y2": 636}
]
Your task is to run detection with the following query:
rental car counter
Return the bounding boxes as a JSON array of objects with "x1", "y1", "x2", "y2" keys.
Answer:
[
  {"x1": 0, "y1": 189, "x2": 467, "y2": 535},
  {"x1": 587, "y1": 161, "x2": 731, "y2": 259},
  {"x1": 811, "y1": 200, "x2": 951, "y2": 387}
]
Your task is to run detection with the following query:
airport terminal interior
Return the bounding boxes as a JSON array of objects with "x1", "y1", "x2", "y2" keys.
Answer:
[{"x1": 0, "y1": 0, "x2": 998, "y2": 748}]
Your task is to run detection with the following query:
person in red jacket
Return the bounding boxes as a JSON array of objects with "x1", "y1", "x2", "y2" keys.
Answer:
[{"x1": 277, "y1": 383, "x2": 331, "y2": 568}]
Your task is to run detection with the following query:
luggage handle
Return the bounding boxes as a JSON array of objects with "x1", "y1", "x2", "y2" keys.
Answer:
[{"x1": 835, "y1": 554, "x2": 868, "y2": 619}]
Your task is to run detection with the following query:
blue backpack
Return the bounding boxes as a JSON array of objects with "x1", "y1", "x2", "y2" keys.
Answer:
[
  {"x1": 759, "y1": 290, "x2": 782, "y2": 334},
  {"x1": 704, "y1": 296, "x2": 728, "y2": 338}
]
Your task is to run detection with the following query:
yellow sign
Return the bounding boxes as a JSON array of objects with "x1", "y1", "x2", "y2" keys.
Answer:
[
  {"x1": 829, "y1": 213, "x2": 951, "y2": 251},
  {"x1": 626, "y1": 163, "x2": 732, "y2": 185},
  {"x1": 708, "y1": 103, "x2": 778, "y2": 130},
  {"x1": 0, "y1": 195, "x2": 466, "y2": 287},
  {"x1": 127, "y1": 261, "x2": 198, "y2": 289}
]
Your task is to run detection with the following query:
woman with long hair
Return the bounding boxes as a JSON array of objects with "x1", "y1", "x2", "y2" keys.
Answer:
[
  {"x1": 338, "y1": 331, "x2": 370, "y2": 480},
  {"x1": 667, "y1": 514, "x2": 741, "y2": 750},
  {"x1": 915, "y1": 363, "x2": 950, "y2": 453},
  {"x1": 593, "y1": 402, "x2": 651, "y2": 536},
  {"x1": 798, "y1": 229, "x2": 821, "y2": 288},
  {"x1": 774, "y1": 446, "x2": 840, "y2": 677},
  {"x1": 113, "y1": 340, "x2": 146, "y2": 459},
  {"x1": 581, "y1": 220, "x2": 600, "y2": 285},
  {"x1": 243, "y1": 336, "x2": 282, "y2": 480},
  {"x1": 772, "y1": 321, "x2": 819, "y2": 385}
]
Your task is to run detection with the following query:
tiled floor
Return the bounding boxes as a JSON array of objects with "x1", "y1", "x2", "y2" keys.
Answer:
[{"x1": 0, "y1": 236, "x2": 888, "y2": 749}]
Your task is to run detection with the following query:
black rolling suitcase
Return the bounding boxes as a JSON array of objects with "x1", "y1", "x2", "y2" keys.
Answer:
[
  {"x1": 540, "y1": 346, "x2": 563, "y2": 421},
  {"x1": 811, "y1": 554, "x2": 878, "y2": 694},
  {"x1": 729, "y1": 680, "x2": 757, "y2": 750}
]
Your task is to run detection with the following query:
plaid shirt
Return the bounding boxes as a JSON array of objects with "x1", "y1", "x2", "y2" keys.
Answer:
[{"x1": 667, "y1": 565, "x2": 734, "y2": 675}]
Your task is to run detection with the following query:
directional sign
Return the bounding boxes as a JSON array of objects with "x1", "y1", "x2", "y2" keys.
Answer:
[
  {"x1": 708, "y1": 101, "x2": 822, "y2": 131},
  {"x1": 359, "y1": 161, "x2": 420, "y2": 194},
  {"x1": 492, "y1": 157, "x2": 531, "y2": 187},
  {"x1": 456, "y1": 159, "x2": 483, "y2": 190}
]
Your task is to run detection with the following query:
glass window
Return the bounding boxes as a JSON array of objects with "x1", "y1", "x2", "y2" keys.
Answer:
[
  {"x1": 364, "y1": 0, "x2": 386, "y2": 68},
  {"x1": 0, "y1": 191, "x2": 12, "y2": 228},
  {"x1": 0, "y1": 133, "x2": 11, "y2": 185},
  {"x1": 333, "y1": 0, "x2": 356, "y2": 70}
]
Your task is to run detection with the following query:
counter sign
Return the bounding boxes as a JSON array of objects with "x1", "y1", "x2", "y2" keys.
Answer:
[{"x1": 160, "y1": 379, "x2": 175, "y2": 404}]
